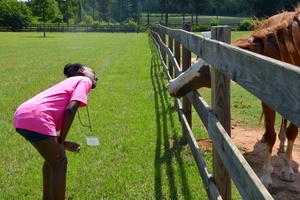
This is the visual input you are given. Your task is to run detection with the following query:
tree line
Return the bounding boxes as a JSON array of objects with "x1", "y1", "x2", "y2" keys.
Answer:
[{"x1": 1, "y1": 0, "x2": 300, "y2": 31}]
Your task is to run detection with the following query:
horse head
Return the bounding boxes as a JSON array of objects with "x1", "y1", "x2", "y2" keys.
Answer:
[{"x1": 167, "y1": 58, "x2": 211, "y2": 98}]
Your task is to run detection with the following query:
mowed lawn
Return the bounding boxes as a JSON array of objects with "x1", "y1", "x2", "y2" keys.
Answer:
[{"x1": 0, "y1": 32, "x2": 211, "y2": 199}]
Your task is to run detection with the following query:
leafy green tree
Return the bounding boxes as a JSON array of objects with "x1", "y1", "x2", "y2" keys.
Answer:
[
  {"x1": 158, "y1": 0, "x2": 172, "y2": 25},
  {"x1": 60, "y1": 0, "x2": 79, "y2": 25},
  {"x1": 30, "y1": 0, "x2": 61, "y2": 36},
  {"x1": 238, "y1": 19, "x2": 253, "y2": 31},
  {"x1": 115, "y1": 0, "x2": 123, "y2": 23},
  {"x1": 117, "y1": 0, "x2": 142, "y2": 25},
  {"x1": 133, "y1": 0, "x2": 142, "y2": 25},
  {"x1": 100, "y1": 0, "x2": 123, "y2": 24},
  {"x1": 282, "y1": 0, "x2": 300, "y2": 11},
  {"x1": 83, "y1": 14, "x2": 93, "y2": 24},
  {"x1": 192, "y1": 0, "x2": 209, "y2": 23},
  {"x1": 175, "y1": 0, "x2": 191, "y2": 21},
  {"x1": 123, "y1": 0, "x2": 132, "y2": 19},
  {"x1": 6, "y1": 0, "x2": 300, "y2": 30},
  {"x1": 241, "y1": 0, "x2": 285, "y2": 18},
  {"x1": 0, "y1": 0, "x2": 32, "y2": 31}
]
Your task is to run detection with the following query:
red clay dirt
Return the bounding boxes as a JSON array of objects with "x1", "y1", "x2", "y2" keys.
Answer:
[{"x1": 197, "y1": 119, "x2": 300, "y2": 200}]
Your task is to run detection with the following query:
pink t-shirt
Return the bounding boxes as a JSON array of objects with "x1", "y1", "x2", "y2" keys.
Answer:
[{"x1": 13, "y1": 76, "x2": 92, "y2": 136}]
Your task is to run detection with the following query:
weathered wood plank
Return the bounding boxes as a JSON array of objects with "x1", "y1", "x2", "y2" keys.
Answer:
[
  {"x1": 211, "y1": 26, "x2": 232, "y2": 200},
  {"x1": 150, "y1": 30, "x2": 181, "y2": 77},
  {"x1": 208, "y1": 111, "x2": 273, "y2": 199},
  {"x1": 187, "y1": 91, "x2": 273, "y2": 199},
  {"x1": 168, "y1": 36, "x2": 174, "y2": 78},
  {"x1": 175, "y1": 98, "x2": 222, "y2": 200},
  {"x1": 182, "y1": 22, "x2": 192, "y2": 140},
  {"x1": 214, "y1": 45, "x2": 300, "y2": 128},
  {"x1": 187, "y1": 92, "x2": 211, "y2": 129}
]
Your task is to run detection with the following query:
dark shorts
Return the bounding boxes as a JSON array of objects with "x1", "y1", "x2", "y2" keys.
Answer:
[{"x1": 16, "y1": 128, "x2": 55, "y2": 142}]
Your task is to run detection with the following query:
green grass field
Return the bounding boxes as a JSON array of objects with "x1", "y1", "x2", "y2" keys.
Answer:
[
  {"x1": 0, "y1": 31, "x2": 210, "y2": 199},
  {"x1": 0, "y1": 29, "x2": 282, "y2": 199}
]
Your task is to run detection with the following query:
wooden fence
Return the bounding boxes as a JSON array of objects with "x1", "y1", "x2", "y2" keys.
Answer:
[
  {"x1": 0, "y1": 24, "x2": 148, "y2": 33},
  {"x1": 167, "y1": 22, "x2": 240, "y2": 30},
  {"x1": 149, "y1": 22, "x2": 300, "y2": 199}
]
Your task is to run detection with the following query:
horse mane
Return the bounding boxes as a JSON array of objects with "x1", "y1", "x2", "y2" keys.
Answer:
[
  {"x1": 255, "y1": 5, "x2": 300, "y2": 30},
  {"x1": 232, "y1": 5, "x2": 300, "y2": 65}
]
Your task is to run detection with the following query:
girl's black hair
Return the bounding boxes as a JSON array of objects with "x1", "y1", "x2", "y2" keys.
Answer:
[{"x1": 63, "y1": 63, "x2": 85, "y2": 78}]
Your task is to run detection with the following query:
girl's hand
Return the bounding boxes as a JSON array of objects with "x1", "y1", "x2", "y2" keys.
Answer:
[
  {"x1": 64, "y1": 141, "x2": 82, "y2": 153},
  {"x1": 57, "y1": 144, "x2": 67, "y2": 165}
]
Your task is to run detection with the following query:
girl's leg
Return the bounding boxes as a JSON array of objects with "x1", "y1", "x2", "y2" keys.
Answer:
[
  {"x1": 42, "y1": 161, "x2": 52, "y2": 199},
  {"x1": 30, "y1": 137, "x2": 67, "y2": 200}
]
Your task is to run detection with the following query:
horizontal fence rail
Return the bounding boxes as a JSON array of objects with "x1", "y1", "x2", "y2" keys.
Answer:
[
  {"x1": 148, "y1": 23, "x2": 297, "y2": 199},
  {"x1": 167, "y1": 22, "x2": 240, "y2": 30}
]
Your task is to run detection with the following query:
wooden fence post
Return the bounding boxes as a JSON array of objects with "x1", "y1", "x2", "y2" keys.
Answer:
[
  {"x1": 168, "y1": 36, "x2": 174, "y2": 78},
  {"x1": 159, "y1": 21, "x2": 166, "y2": 64},
  {"x1": 211, "y1": 26, "x2": 231, "y2": 200},
  {"x1": 182, "y1": 21, "x2": 192, "y2": 142},
  {"x1": 174, "y1": 37, "x2": 180, "y2": 69}
]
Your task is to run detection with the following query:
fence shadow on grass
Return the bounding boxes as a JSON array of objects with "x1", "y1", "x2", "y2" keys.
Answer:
[{"x1": 149, "y1": 36, "x2": 193, "y2": 200}]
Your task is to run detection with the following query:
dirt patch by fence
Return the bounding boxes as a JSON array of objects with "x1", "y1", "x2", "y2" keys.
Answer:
[{"x1": 197, "y1": 119, "x2": 300, "y2": 200}]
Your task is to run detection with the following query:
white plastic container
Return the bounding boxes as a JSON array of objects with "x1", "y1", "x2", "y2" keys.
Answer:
[{"x1": 86, "y1": 136, "x2": 99, "y2": 146}]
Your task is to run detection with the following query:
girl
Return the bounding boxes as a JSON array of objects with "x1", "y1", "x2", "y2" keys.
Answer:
[{"x1": 13, "y1": 63, "x2": 98, "y2": 200}]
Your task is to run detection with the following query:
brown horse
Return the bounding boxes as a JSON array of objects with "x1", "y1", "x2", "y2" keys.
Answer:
[{"x1": 167, "y1": 7, "x2": 300, "y2": 189}]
